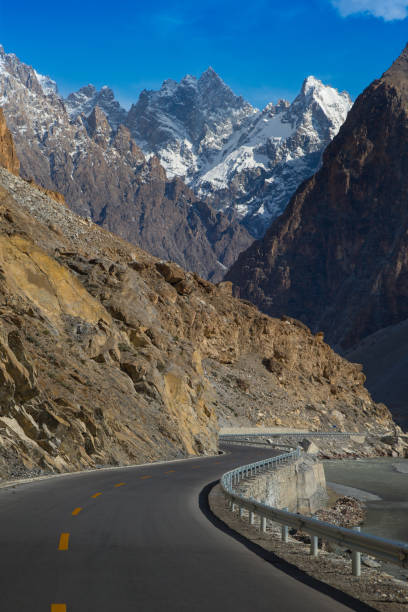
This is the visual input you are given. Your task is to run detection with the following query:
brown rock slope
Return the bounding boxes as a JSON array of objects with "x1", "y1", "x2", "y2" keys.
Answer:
[
  {"x1": 226, "y1": 44, "x2": 408, "y2": 350},
  {"x1": 0, "y1": 164, "x2": 396, "y2": 479}
]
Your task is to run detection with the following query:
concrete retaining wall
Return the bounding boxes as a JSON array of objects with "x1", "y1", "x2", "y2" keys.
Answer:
[{"x1": 238, "y1": 456, "x2": 327, "y2": 514}]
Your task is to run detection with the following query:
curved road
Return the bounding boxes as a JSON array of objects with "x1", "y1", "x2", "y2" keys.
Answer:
[{"x1": 0, "y1": 445, "x2": 371, "y2": 611}]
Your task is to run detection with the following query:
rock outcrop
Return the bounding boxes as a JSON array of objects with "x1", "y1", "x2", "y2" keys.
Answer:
[
  {"x1": 0, "y1": 104, "x2": 66, "y2": 207},
  {"x1": 226, "y1": 43, "x2": 408, "y2": 350},
  {"x1": 0, "y1": 161, "x2": 396, "y2": 479},
  {"x1": 0, "y1": 108, "x2": 19, "y2": 175}
]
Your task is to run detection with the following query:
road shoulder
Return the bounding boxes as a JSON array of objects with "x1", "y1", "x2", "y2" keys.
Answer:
[{"x1": 209, "y1": 484, "x2": 408, "y2": 612}]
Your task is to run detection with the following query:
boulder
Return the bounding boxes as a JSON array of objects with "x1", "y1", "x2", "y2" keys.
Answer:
[
  {"x1": 156, "y1": 262, "x2": 185, "y2": 285},
  {"x1": 300, "y1": 438, "x2": 320, "y2": 455}
]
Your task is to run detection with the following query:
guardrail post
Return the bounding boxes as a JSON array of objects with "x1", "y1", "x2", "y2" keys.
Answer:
[
  {"x1": 261, "y1": 516, "x2": 267, "y2": 533},
  {"x1": 352, "y1": 527, "x2": 361, "y2": 577},
  {"x1": 231, "y1": 502, "x2": 236, "y2": 512},
  {"x1": 249, "y1": 511, "x2": 255, "y2": 525},
  {"x1": 239, "y1": 506, "x2": 244, "y2": 518},
  {"x1": 281, "y1": 508, "x2": 289, "y2": 543},
  {"x1": 310, "y1": 535, "x2": 318, "y2": 557}
]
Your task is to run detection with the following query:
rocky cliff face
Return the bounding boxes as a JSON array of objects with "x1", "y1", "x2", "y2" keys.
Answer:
[
  {"x1": 227, "y1": 44, "x2": 408, "y2": 351},
  {"x1": 0, "y1": 160, "x2": 395, "y2": 479},
  {"x1": 0, "y1": 45, "x2": 251, "y2": 281},
  {"x1": 0, "y1": 103, "x2": 66, "y2": 206}
]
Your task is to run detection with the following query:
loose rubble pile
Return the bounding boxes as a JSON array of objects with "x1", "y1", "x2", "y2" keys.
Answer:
[{"x1": 315, "y1": 496, "x2": 365, "y2": 528}]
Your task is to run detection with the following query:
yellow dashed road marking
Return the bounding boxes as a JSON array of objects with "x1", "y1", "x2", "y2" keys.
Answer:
[
  {"x1": 91, "y1": 492, "x2": 102, "y2": 498},
  {"x1": 72, "y1": 507, "x2": 82, "y2": 516},
  {"x1": 164, "y1": 470, "x2": 175, "y2": 474},
  {"x1": 114, "y1": 482, "x2": 125, "y2": 487},
  {"x1": 51, "y1": 605, "x2": 66, "y2": 612},
  {"x1": 192, "y1": 466, "x2": 200, "y2": 469},
  {"x1": 58, "y1": 533, "x2": 70, "y2": 551},
  {"x1": 140, "y1": 475, "x2": 152, "y2": 480}
]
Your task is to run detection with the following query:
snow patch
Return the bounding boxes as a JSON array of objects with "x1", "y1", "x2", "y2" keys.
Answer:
[{"x1": 34, "y1": 70, "x2": 58, "y2": 96}]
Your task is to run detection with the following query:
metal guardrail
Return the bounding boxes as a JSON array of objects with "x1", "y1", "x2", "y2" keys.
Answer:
[
  {"x1": 220, "y1": 443, "x2": 408, "y2": 575},
  {"x1": 220, "y1": 432, "x2": 352, "y2": 440},
  {"x1": 221, "y1": 439, "x2": 295, "y2": 451}
]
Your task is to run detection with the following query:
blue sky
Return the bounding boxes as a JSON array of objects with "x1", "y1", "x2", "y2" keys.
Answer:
[{"x1": 0, "y1": 0, "x2": 407, "y2": 108}]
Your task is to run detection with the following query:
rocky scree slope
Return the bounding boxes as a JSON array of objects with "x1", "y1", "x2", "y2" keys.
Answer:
[
  {"x1": 67, "y1": 68, "x2": 351, "y2": 238},
  {"x1": 0, "y1": 117, "x2": 396, "y2": 477},
  {"x1": 0, "y1": 45, "x2": 251, "y2": 282},
  {"x1": 227, "y1": 43, "x2": 408, "y2": 352}
]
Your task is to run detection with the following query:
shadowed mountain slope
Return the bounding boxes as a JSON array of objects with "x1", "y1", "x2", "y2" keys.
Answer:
[{"x1": 227, "y1": 44, "x2": 408, "y2": 350}]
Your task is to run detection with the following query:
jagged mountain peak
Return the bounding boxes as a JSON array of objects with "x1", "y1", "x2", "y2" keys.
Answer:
[
  {"x1": 124, "y1": 68, "x2": 256, "y2": 180},
  {"x1": 197, "y1": 67, "x2": 252, "y2": 111},
  {"x1": 76, "y1": 83, "x2": 97, "y2": 96},
  {"x1": 301, "y1": 74, "x2": 326, "y2": 93},
  {"x1": 200, "y1": 65, "x2": 217, "y2": 77},
  {"x1": 0, "y1": 44, "x2": 45, "y2": 97},
  {"x1": 198, "y1": 66, "x2": 227, "y2": 88},
  {"x1": 297, "y1": 74, "x2": 351, "y2": 106},
  {"x1": 180, "y1": 73, "x2": 198, "y2": 86},
  {"x1": 65, "y1": 83, "x2": 127, "y2": 130},
  {"x1": 288, "y1": 75, "x2": 352, "y2": 136},
  {"x1": 144, "y1": 66, "x2": 250, "y2": 110}
]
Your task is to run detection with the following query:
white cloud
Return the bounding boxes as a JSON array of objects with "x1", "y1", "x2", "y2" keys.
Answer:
[{"x1": 332, "y1": 0, "x2": 408, "y2": 20}]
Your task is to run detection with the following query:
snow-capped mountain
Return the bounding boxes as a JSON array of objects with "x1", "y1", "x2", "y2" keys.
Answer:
[
  {"x1": 21, "y1": 52, "x2": 351, "y2": 239},
  {"x1": 0, "y1": 44, "x2": 251, "y2": 281},
  {"x1": 124, "y1": 67, "x2": 257, "y2": 179},
  {"x1": 200, "y1": 75, "x2": 352, "y2": 236},
  {"x1": 121, "y1": 72, "x2": 352, "y2": 237},
  {"x1": 0, "y1": 41, "x2": 351, "y2": 270}
]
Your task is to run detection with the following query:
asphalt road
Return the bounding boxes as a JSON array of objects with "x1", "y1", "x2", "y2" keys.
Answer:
[{"x1": 0, "y1": 445, "x2": 371, "y2": 611}]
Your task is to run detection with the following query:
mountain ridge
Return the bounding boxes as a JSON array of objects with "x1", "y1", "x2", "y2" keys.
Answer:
[
  {"x1": 63, "y1": 59, "x2": 351, "y2": 238},
  {"x1": 226, "y1": 43, "x2": 408, "y2": 352},
  {"x1": 0, "y1": 44, "x2": 251, "y2": 281}
]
